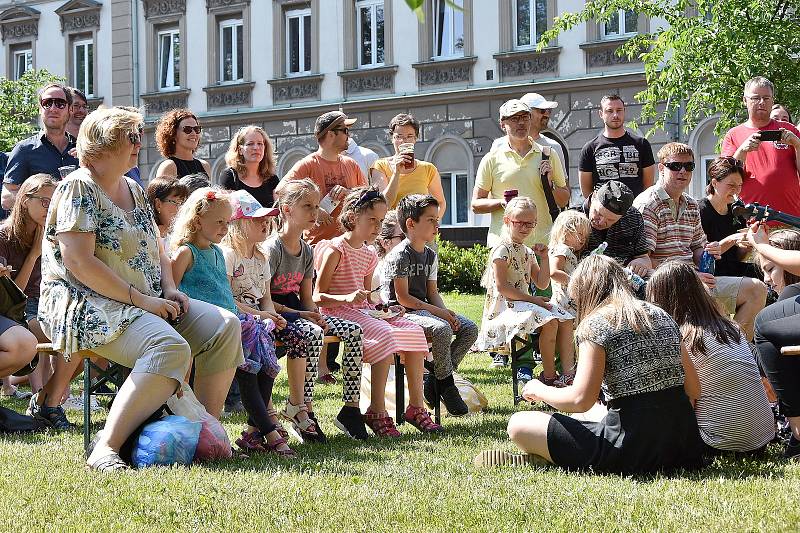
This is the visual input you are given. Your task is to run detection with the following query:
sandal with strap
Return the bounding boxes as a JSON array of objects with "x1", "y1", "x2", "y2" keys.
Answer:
[
  {"x1": 264, "y1": 434, "x2": 298, "y2": 459},
  {"x1": 266, "y1": 407, "x2": 290, "y2": 440},
  {"x1": 236, "y1": 430, "x2": 269, "y2": 454},
  {"x1": 404, "y1": 405, "x2": 444, "y2": 433},
  {"x1": 280, "y1": 401, "x2": 321, "y2": 443},
  {"x1": 86, "y1": 452, "x2": 129, "y2": 472},
  {"x1": 363, "y1": 409, "x2": 401, "y2": 438}
]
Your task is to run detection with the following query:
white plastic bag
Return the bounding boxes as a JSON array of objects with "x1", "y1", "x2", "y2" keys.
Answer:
[{"x1": 166, "y1": 384, "x2": 207, "y2": 422}]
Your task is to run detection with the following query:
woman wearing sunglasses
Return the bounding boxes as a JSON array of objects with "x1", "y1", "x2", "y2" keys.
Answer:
[
  {"x1": 39, "y1": 107, "x2": 242, "y2": 471},
  {"x1": 154, "y1": 108, "x2": 212, "y2": 180},
  {"x1": 698, "y1": 156, "x2": 759, "y2": 278}
]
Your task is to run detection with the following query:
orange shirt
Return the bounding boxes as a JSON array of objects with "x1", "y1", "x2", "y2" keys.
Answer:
[{"x1": 284, "y1": 153, "x2": 366, "y2": 244}]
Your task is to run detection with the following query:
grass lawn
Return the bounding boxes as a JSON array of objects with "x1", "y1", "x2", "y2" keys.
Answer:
[{"x1": 1, "y1": 292, "x2": 799, "y2": 532}]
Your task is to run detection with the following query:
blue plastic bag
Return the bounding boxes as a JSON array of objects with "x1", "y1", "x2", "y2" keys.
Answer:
[{"x1": 132, "y1": 415, "x2": 201, "y2": 468}]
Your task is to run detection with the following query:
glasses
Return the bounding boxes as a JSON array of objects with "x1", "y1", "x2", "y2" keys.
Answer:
[
  {"x1": 72, "y1": 104, "x2": 89, "y2": 111},
  {"x1": 746, "y1": 95, "x2": 774, "y2": 103},
  {"x1": 181, "y1": 125, "x2": 202, "y2": 134},
  {"x1": 163, "y1": 199, "x2": 184, "y2": 207},
  {"x1": 127, "y1": 126, "x2": 144, "y2": 145},
  {"x1": 28, "y1": 195, "x2": 51, "y2": 209},
  {"x1": 509, "y1": 220, "x2": 536, "y2": 230},
  {"x1": 41, "y1": 98, "x2": 68, "y2": 110},
  {"x1": 663, "y1": 161, "x2": 696, "y2": 172},
  {"x1": 504, "y1": 114, "x2": 531, "y2": 124},
  {"x1": 392, "y1": 134, "x2": 417, "y2": 142},
  {"x1": 332, "y1": 127, "x2": 350, "y2": 136}
]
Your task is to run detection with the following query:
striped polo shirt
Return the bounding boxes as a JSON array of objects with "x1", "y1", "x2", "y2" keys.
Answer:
[{"x1": 633, "y1": 184, "x2": 706, "y2": 266}]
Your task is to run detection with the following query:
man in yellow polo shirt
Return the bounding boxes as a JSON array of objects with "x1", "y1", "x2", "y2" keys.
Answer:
[{"x1": 471, "y1": 99, "x2": 570, "y2": 247}]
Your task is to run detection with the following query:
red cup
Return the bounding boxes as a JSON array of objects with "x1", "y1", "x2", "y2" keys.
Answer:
[{"x1": 503, "y1": 189, "x2": 519, "y2": 204}]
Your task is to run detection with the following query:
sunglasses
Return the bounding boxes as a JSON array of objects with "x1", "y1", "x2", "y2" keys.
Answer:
[
  {"x1": 663, "y1": 161, "x2": 695, "y2": 172},
  {"x1": 41, "y1": 98, "x2": 68, "y2": 110},
  {"x1": 127, "y1": 125, "x2": 144, "y2": 145},
  {"x1": 181, "y1": 125, "x2": 202, "y2": 135},
  {"x1": 331, "y1": 127, "x2": 350, "y2": 135}
]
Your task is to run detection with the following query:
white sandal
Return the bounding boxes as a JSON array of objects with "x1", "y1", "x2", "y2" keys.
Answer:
[{"x1": 279, "y1": 401, "x2": 319, "y2": 442}]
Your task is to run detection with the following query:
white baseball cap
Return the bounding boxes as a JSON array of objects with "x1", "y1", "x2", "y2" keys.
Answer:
[{"x1": 520, "y1": 92, "x2": 558, "y2": 110}]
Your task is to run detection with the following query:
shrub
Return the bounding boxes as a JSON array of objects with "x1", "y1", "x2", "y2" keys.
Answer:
[{"x1": 436, "y1": 236, "x2": 489, "y2": 294}]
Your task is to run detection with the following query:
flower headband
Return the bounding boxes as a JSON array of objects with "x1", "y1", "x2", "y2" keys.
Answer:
[{"x1": 206, "y1": 190, "x2": 217, "y2": 201}]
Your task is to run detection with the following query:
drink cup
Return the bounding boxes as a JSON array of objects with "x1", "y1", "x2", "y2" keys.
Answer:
[
  {"x1": 503, "y1": 189, "x2": 519, "y2": 204},
  {"x1": 398, "y1": 143, "x2": 415, "y2": 168}
]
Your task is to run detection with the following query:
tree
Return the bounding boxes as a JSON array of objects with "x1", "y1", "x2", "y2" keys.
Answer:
[
  {"x1": 0, "y1": 69, "x2": 63, "y2": 152},
  {"x1": 538, "y1": 0, "x2": 800, "y2": 137}
]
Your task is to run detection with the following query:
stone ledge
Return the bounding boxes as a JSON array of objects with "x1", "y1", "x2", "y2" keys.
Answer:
[
  {"x1": 411, "y1": 56, "x2": 477, "y2": 87},
  {"x1": 579, "y1": 38, "x2": 641, "y2": 70},
  {"x1": 492, "y1": 47, "x2": 561, "y2": 81},
  {"x1": 337, "y1": 65, "x2": 398, "y2": 98},
  {"x1": 267, "y1": 73, "x2": 324, "y2": 103},
  {"x1": 140, "y1": 88, "x2": 190, "y2": 116},
  {"x1": 203, "y1": 81, "x2": 255, "y2": 109}
]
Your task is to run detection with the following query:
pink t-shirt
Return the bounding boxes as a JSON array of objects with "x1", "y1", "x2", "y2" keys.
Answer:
[{"x1": 721, "y1": 119, "x2": 800, "y2": 217}]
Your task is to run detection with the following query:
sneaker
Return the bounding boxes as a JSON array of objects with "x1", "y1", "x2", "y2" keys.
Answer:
[
  {"x1": 61, "y1": 395, "x2": 85, "y2": 412},
  {"x1": 334, "y1": 405, "x2": 369, "y2": 440},
  {"x1": 423, "y1": 374, "x2": 437, "y2": 408},
  {"x1": 473, "y1": 449, "x2": 547, "y2": 468},
  {"x1": 35, "y1": 404, "x2": 74, "y2": 431},
  {"x1": 306, "y1": 412, "x2": 328, "y2": 444},
  {"x1": 0, "y1": 386, "x2": 32, "y2": 400},
  {"x1": 537, "y1": 371, "x2": 559, "y2": 387},
  {"x1": 439, "y1": 384, "x2": 468, "y2": 417},
  {"x1": 26, "y1": 392, "x2": 40, "y2": 418},
  {"x1": 490, "y1": 352, "x2": 508, "y2": 368},
  {"x1": 785, "y1": 436, "x2": 800, "y2": 460},
  {"x1": 363, "y1": 409, "x2": 401, "y2": 438},
  {"x1": 555, "y1": 373, "x2": 574, "y2": 388}
]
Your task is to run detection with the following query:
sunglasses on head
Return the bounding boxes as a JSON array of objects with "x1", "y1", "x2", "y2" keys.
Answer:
[
  {"x1": 181, "y1": 125, "x2": 202, "y2": 134},
  {"x1": 41, "y1": 98, "x2": 68, "y2": 110},
  {"x1": 663, "y1": 161, "x2": 695, "y2": 172},
  {"x1": 127, "y1": 125, "x2": 144, "y2": 145}
]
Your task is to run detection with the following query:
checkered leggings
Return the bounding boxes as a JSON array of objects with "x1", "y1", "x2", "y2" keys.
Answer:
[{"x1": 294, "y1": 316, "x2": 364, "y2": 404}]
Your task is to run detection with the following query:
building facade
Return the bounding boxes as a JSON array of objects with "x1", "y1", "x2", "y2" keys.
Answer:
[{"x1": 0, "y1": 0, "x2": 720, "y2": 243}]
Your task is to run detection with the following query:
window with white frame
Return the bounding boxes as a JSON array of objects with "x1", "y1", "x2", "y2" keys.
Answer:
[
  {"x1": 12, "y1": 48, "x2": 32, "y2": 80},
  {"x1": 356, "y1": 0, "x2": 384, "y2": 67},
  {"x1": 73, "y1": 38, "x2": 94, "y2": 97},
  {"x1": 601, "y1": 9, "x2": 638, "y2": 39},
  {"x1": 157, "y1": 27, "x2": 181, "y2": 90},
  {"x1": 286, "y1": 8, "x2": 311, "y2": 75},
  {"x1": 432, "y1": 0, "x2": 464, "y2": 59},
  {"x1": 440, "y1": 171, "x2": 471, "y2": 226},
  {"x1": 514, "y1": 0, "x2": 547, "y2": 49},
  {"x1": 219, "y1": 19, "x2": 244, "y2": 82}
]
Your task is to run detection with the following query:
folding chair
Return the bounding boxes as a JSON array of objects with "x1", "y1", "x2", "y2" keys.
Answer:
[{"x1": 509, "y1": 332, "x2": 542, "y2": 405}]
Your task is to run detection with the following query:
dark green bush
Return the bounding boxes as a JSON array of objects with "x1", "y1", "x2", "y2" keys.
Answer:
[{"x1": 436, "y1": 236, "x2": 489, "y2": 294}]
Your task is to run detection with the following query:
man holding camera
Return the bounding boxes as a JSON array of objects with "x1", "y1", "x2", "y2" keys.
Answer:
[{"x1": 721, "y1": 76, "x2": 800, "y2": 217}]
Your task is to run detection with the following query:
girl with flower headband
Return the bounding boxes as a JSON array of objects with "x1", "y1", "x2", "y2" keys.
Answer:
[
  {"x1": 169, "y1": 187, "x2": 297, "y2": 458},
  {"x1": 314, "y1": 186, "x2": 443, "y2": 437}
]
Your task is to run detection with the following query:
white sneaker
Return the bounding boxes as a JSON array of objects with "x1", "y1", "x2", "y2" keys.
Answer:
[{"x1": 61, "y1": 395, "x2": 84, "y2": 412}]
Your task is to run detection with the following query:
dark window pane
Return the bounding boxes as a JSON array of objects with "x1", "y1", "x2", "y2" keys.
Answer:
[
  {"x1": 441, "y1": 173, "x2": 452, "y2": 225},
  {"x1": 288, "y1": 17, "x2": 300, "y2": 72},
  {"x1": 535, "y1": 0, "x2": 547, "y2": 43},
  {"x1": 173, "y1": 33, "x2": 180, "y2": 86},
  {"x1": 360, "y1": 6, "x2": 372, "y2": 65},
  {"x1": 434, "y1": 0, "x2": 446, "y2": 56},
  {"x1": 76, "y1": 45, "x2": 86, "y2": 92},
  {"x1": 223, "y1": 25, "x2": 233, "y2": 81},
  {"x1": 87, "y1": 43, "x2": 94, "y2": 95},
  {"x1": 624, "y1": 10, "x2": 638, "y2": 33},
  {"x1": 236, "y1": 24, "x2": 243, "y2": 79},
  {"x1": 303, "y1": 14, "x2": 311, "y2": 71},
  {"x1": 159, "y1": 34, "x2": 170, "y2": 87},
  {"x1": 376, "y1": 6, "x2": 384, "y2": 64},
  {"x1": 604, "y1": 13, "x2": 619, "y2": 35},
  {"x1": 516, "y1": 0, "x2": 531, "y2": 47},
  {"x1": 456, "y1": 174, "x2": 468, "y2": 223}
]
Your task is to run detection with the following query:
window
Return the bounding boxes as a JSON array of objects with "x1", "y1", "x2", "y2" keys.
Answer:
[
  {"x1": 514, "y1": 0, "x2": 547, "y2": 49},
  {"x1": 440, "y1": 171, "x2": 470, "y2": 226},
  {"x1": 219, "y1": 19, "x2": 244, "y2": 82},
  {"x1": 601, "y1": 9, "x2": 638, "y2": 39},
  {"x1": 286, "y1": 8, "x2": 311, "y2": 75},
  {"x1": 12, "y1": 48, "x2": 32, "y2": 80},
  {"x1": 356, "y1": 0, "x2": 384, "y2": 67},
  {"x1": 432, "y1": 0, "x2": 463, "y2": 59},
  {"x1": 73, "y1": 39, "x2": 94, "y2": 97},
  {"x1": 158, "y1": 28, "x2": 180, "y2": 90}
]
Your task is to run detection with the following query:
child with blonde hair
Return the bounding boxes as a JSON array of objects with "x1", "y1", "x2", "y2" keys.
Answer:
[
  {"x1": 475, "y1": 197, "x2": 575, "y2": 387},
  {"x1": 548, "y1": 210, "x2": 591, "y2": 315}
]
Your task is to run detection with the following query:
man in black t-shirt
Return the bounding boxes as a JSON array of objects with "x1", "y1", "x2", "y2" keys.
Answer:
[{"x1": 579, "y1": 95, "x2": 655, "y2": 199}]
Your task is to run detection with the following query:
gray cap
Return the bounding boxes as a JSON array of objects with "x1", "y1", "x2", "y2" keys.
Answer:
[
  {"x1": 595, "y1": 180, "x2": 634, "y2": 215},
  {"x1": 499, "y1": 99, "x2": 531, "y2": 119}
]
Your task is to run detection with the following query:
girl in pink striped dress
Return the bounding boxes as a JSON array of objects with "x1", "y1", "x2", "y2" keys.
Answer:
[{"x1": 314, "y1": 186, "x2": 443, "y2": 436}]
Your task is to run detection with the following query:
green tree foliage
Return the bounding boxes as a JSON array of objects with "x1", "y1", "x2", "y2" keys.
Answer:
[
  {"x1": 539, "y1": 0, "x2": 800, "y2": 136},
  {"x1": 435, "y1": 236, "x2": 489, "y2": 293},
  {"x1": 0, "y1": 69, "x2": 63, "y2": 152}
]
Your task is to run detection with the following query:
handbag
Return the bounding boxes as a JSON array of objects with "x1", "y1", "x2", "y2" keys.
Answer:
[
  {"x1": 0, "y1": 275, "x2": 27, "y2": 326},
  {"x1": 539, "y1": 146, "x2": 563, "y2": 222}
]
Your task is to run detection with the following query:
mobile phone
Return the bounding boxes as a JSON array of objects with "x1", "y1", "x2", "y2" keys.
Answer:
[{"x1": 759, "y1": 130, "x2": 783, "y2": 142}]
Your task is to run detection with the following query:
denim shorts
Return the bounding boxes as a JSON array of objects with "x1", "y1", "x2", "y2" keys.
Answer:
[{"x1": 24, "y1": 296, "x2": 39, "y2": 323}]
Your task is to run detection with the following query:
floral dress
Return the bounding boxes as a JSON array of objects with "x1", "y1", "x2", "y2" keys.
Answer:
[
  {"x1": 548, "y1": 243, "x2": 578, "y2": 314},
  {"x1": 39, "y1": 170, "x2": 162, "y2": 357},
  {"x1": 475, "y1": 240, "x2": 572, "y2": 351}
]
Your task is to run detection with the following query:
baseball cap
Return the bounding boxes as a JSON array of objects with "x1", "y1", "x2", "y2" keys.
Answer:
[
  {"x1": 229, "y1": 190, "x2": 278, "y2": 221},
  {"x1": 315, "y1": 111, "x2": 357, "y2": 139},
  {"x1": 520, "y1": 92, "x2": 558, "y2": 110},
  {"x1": 499, "y1": 99, "x2": 531, "y2": 119},
  {"x1": 595, "y1": 181, "x2": 634, "y2": 215}
]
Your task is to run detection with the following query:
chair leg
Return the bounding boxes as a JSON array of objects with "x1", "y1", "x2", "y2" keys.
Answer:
[
  {"x1": 432, "y1": 376, "x2": 441, "y2": 424},
  {"x1": 83, "y1": 357, "x2": 91, "y2": 451},
  {"x1": 394, "y1": 353, "x2": 404, "y2": 425}
]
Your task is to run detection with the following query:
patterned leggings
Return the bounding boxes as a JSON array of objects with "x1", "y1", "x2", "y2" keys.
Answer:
[
  {"x1": 403, "y1": 310, "x2": 479, "y2": 380},
  {"x1": 294, "y1": 316, "x2": 364, "y2": 404},
  {"x1": 273, "y1": 320, "x2": 316, "y2": 404}
]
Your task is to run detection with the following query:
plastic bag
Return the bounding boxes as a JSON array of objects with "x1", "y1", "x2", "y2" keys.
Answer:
[
  {"x1": 132, "y1": 415, "x2": 201, "y2": 468},
  {"x1": 166, "y1": 385, "x2": 207, "y2": 422},
  {"x1": 194, "y1": 413, "x2": 232, "y2": 462}
]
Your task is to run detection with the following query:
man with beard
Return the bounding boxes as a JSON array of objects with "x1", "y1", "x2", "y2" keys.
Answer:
[{"x1": 579, "y1": 94, "x2": 655, "y2": 199}]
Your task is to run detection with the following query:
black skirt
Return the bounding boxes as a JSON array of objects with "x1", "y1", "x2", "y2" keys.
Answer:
[{"x1": 547, "y1": 386, "x2": 705, "y2": 474}]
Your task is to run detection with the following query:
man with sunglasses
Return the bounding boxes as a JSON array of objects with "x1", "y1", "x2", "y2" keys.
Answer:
[
  {"x1": 721, "y1": 76, "x2": 800, "y2": 218},
  {"x1": 2, "y1": 83, "x2": 78, "y2": 211},
  {"x1": 634, "y1": 142, "x2": 767, "y2": 339},
  {"x1": 280, "y1": 111, "x2": 366, "y2": 245}
]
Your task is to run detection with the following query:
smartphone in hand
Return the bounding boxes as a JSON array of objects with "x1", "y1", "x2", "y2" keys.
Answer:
[{"x1": 759, "y1": 130, "x2": 783, "y2": 142}]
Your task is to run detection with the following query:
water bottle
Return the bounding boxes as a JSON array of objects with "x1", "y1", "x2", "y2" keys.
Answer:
[
  {"x1": 591, "y1": 241, "x2": 608, "y2": 255},
  {"x1": 699, "y1": 250, "x2": 716, "y2": 274}
]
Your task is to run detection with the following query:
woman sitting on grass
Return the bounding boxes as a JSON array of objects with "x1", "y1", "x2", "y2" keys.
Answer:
[
  {"x1": 475, "y1": 255, "x2": 705, "y2": 474},
  {"x1": 647, "y1": 260, "x2": 775, "y2": 454}
]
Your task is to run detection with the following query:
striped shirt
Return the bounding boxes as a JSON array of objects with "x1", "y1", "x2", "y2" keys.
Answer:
[
  {"x1": 689, "y1": 330, "x2": 775, "y2": 451},
  {"x1": 633, "y1": 185, "x2": 706, "y2": 266}
]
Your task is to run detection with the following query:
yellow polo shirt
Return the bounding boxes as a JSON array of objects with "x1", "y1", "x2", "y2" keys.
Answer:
[
  {"x1": 372, "y1": 159, "x2": 439, "y2": 208},
  {"x1": 476, "y1": 140, "x2": 566, "y2": 246}
]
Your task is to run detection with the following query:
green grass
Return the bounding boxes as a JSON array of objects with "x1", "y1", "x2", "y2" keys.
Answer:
[{"x1": 1, "y1": 292, "x2": 799, "y2": 532}]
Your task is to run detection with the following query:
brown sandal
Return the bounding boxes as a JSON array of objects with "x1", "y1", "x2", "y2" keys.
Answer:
[
  {"x1": 264, "y1": 434, "x2": 297, "y2": 459},
  {"x1": 404, "y1": 405, "x2": 444, "y2": 433}
]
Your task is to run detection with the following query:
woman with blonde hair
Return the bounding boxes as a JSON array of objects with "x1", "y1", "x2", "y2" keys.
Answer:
[
  {"x1": 39, "y1": 106, "x2": 242, "y2": 471},
  {"x1": 220, "y1": 125, "x2": 280, "y2": 209},
  {"x1": 476, "y1": 254, "x2": 704, "y2": 473}
]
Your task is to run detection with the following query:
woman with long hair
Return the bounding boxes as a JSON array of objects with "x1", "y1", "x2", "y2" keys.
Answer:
[
  {"x1": 647, "y1": 260, "x2": 774, "y2": 453},
  {"x1": 475, "y1": 255, "x2": 704, "y2": 474},
  {"x1": 154, "y1": 108, "x2": 211, "y2": 179},
  {"x1": 220, "y1": 126, "x2": 280, "y2": 209}
]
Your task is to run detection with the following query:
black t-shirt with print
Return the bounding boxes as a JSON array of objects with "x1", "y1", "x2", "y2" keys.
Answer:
[
  {"x1": 698, "y1": 197, "x2": 758, "y2": 278},
  {"x1": 579, "y1": 131, "x2": 655, "y2": 197}
]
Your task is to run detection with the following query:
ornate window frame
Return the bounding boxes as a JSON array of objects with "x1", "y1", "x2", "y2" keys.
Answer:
[
  {"x1": 204, "y1": 0, "x2": 254, "y2": 110},
  {"x1": 56, "y1": 1, "x2": 102, "y2": 100},
  {"x1": 140, "y1": 0, "x2": 189, "y2": 115},
  {"x1": 0, "y1": 6, "x2": 39, "y2": 80},
  {"x1": 268, "y1": 0, "x2": 323, "y2": 104}
]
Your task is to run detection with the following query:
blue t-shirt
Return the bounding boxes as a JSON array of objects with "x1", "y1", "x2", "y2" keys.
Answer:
[
  {"x1": 178, "y1": 243, "x2": 238, "y2": 315},
  {"x1": 4, "y1": 131, "x2": 78, "y2": 185}
]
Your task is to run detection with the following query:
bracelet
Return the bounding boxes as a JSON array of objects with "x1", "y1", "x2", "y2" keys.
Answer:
[{"x1": 128, "y1": 284, "x2": 134, "y2": 305}]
